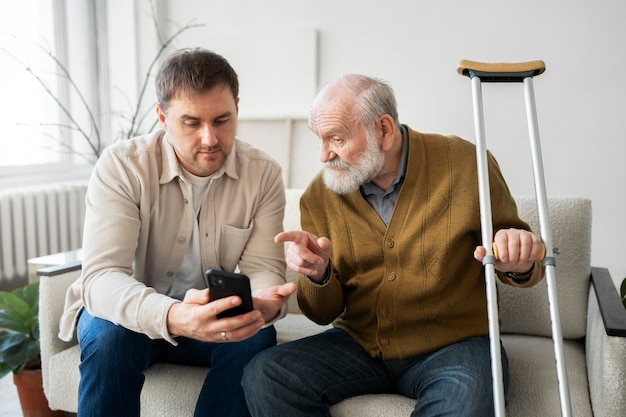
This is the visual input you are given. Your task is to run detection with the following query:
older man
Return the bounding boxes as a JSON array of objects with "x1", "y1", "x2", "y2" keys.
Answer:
[{"x1": 243, "y1": 74, "x2": 543, "y2": 417}]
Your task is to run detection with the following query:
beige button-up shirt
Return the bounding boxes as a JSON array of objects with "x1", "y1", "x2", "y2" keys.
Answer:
[{"x1": 59, "y1": 130, "x2": 286, "y2": 344}]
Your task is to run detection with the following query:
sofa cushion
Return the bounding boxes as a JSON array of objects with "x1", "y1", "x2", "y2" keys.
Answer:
[
  {"x1": 502, "y1": 335, "x2": 591, "y2": 416},
  {"x1": 274, "y1": 312, "x2": 332, "y2": 344},
  {"x1": 47, "y1": 345, "x2": 80, "y2": 412},
  {"x1": 330, "y1": 394, "x2": 416, "y2": 416},
  {"x1": 283, "y1": 188, "x2": 306, "y2": 314},
  {"x1": 141, "y1": 364, "x2": 206, "y2": 416},
  {"x1": 499, "y1": 196, "x2": 592, "y2": 339}
]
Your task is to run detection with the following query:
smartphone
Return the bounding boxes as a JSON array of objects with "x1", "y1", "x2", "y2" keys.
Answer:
[{"x1": 205, "y1": 269, "x2": 254, "y2": 318}]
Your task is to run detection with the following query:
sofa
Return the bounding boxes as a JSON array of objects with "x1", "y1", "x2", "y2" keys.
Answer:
[{"x1": 39, "y1": 189, "x2": 626, "y2": 416}]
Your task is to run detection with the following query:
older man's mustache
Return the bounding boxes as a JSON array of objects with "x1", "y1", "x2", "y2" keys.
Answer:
[{"x1": 325, "y1": 158, "x2": 352, "y2": 170}]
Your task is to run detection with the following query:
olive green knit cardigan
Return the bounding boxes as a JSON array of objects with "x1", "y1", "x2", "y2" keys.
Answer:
[{"x1": 297, "y1": 126, "x2": 542, "y2": 360}]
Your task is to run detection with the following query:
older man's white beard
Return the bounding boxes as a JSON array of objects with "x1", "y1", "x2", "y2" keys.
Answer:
[{"x1": 322, "y1": 148, "x2": 385, "y2": 195}]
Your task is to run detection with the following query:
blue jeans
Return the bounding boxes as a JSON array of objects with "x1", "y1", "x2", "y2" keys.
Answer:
[
  {"x1": 242, "y1": 328, "x2": 508, "y2": 417},
  {"x1": 77, "y1": 309, "x2": 276, "y2": 417}
]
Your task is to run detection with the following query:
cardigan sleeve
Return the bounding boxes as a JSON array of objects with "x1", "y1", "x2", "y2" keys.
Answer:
[{"x1": 295, "y1": 179, "x2": 348, "y2": 324}]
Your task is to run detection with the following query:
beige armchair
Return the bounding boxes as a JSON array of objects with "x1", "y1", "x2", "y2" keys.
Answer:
[{"x1": 39, "y1": 191, "x2": 626, "y2": 416}]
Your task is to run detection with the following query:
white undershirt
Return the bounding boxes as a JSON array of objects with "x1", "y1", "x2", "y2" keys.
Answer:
[{"x1": 166, "y1": 169, "x2": 211, "y2": 300}]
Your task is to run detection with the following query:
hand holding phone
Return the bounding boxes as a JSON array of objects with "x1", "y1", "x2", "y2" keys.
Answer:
[{"x1": 205, "y1": 269, "x2": 254, "y2": 318}]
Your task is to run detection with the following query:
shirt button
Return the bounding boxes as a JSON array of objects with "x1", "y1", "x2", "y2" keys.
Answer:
[
  {"x1": 166, "y1": 271, "x2": 174, "y2": 277},
  {"x1": 178, "y1": 237, "x2": 187, "y2": 244},
  {"x1": 387, "y1": 272, "x2": 396, "y2": 281}
]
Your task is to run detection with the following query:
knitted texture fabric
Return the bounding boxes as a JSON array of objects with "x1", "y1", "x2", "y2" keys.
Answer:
[{"x1": 297, "y1": 127, "x2": 537, "y2": 360}]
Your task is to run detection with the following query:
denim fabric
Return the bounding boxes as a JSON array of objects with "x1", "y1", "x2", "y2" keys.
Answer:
[
  {"x1": 77, "y1": 309, "x2": 276, "y2": 417},
  {"x1": 242, "y1": 328, "x2": 508, "y2": 417}
]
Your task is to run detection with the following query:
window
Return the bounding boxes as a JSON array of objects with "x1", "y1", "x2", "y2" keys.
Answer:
[
  {"x1": 0, "y1": 0, "x2": 61, "y2": 167},
  {"x1": 0, "y1": 0, "x2": 96, "y2": 187}
]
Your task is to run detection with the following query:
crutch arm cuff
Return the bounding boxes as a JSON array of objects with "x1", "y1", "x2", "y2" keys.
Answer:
[{"x1": 457, "y1": 60, "x2": 546, "y2": 82}]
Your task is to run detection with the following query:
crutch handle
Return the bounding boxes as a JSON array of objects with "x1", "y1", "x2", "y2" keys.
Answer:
[
  {"x1": 492, "y1": 242, "x2": 546, "y2": 261},
  {"x1": 457, "y1": 60, "x2": 545, "y2": 82}
]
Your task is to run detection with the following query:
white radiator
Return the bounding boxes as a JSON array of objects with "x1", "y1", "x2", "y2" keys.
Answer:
[{"x1": 0, "y1": 182, "x2": 87, "y2": 287}]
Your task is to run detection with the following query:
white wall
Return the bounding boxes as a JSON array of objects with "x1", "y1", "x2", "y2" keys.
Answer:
[{"x1": 121, "y1": 0, "x2": 626, "y2": 284}]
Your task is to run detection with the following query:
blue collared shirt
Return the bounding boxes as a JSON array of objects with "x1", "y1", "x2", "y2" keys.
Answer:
[{"x1": 360, "y1": 125, "x2": 409, "y2": 225}]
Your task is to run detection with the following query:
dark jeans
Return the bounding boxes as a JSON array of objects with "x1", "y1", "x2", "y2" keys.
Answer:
[
  {"x1": 243, "y1": 328, "x2": 508, "y2": 417},
  {"x1": 77, "y1": 309, "x2": 276, "y2": 417}
]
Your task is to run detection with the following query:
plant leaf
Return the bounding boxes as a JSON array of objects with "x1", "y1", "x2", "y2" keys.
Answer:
[
  {"x1": 18, "y1": 282, "x2": 40, "y2": 315},
  {"x1": 620, "y1": 278, "x2": 626, "y2": 309},
  {"x1": 0, "y1": 310, "x2": 30, "y2": 334},
  {"x1": 0, "y1": 331, "x2": 39, "y2": 369},
  {"x1": 0, "y1": 331, "x2": 28, "y2": 354},
  {"x1": 0, "y1": 362, "x2": 13, "y2": 379},
  {"x1": 0, "y1": 283, "x2": 39, "y2": 335}
]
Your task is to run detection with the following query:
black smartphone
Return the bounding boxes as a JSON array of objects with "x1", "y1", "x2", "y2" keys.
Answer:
[{"x1": 205, "y1": 269, "x2": 254, "y2": 318}]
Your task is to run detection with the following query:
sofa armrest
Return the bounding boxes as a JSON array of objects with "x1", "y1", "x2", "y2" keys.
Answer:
[
  {"x1": 590, "y1": 266, "x2": 626, "y2": 336},
  {"x1": 38, "y1": 261, "x2": 82, "y2": 397},
  {"x1": 586, "y1": 267, "x2": 626, "y2": 417}
]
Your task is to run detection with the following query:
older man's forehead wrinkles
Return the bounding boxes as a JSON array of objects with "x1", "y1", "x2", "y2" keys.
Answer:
[
  {"x1": 316, "y1": 123, "x2": 350, "y2": 140},
  {"x1": 313, "y1": 111, "x2": 356, "y2": 134}
]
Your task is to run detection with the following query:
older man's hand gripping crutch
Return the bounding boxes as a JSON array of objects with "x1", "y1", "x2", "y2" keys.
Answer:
[{"x1": 457, "y1": 60, "x2": 572, "y2": 417}]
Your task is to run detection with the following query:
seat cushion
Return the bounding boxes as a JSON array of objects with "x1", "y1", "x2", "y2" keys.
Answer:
[
  {"x1": 141, "y1": 364, "x2": 207, "y2": 417},
  {"x1": 502, "y1": 335, "x2": 591, "y2": 417},
  {"x1": 330, "y1": 394, "x2": 416, "y2": 416},
  {"x1": 274, "y1": 311, "x2": 332, "y2": 344}
]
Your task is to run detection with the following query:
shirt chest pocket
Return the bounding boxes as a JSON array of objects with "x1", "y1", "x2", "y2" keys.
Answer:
[{"x1": 219, "y1": 223, "x2": 253, "y2": 272}]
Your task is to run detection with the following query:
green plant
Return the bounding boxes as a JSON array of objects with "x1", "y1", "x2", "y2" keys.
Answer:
[
  {"x1": 621, "y1": 278, "x2": 626, "y2": 310},
  {"x1": 0, "y1": 281, "x2": 40, "y2": 378}
]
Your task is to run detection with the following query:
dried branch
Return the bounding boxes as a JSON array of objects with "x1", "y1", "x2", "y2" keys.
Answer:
[
  {"x1": 0, "y1": 3, "x2": 203, "y2": 162},
  {"x1": 0, "y1": 42, "x2": 101, "y2": 162},
  {"x1": 125, "y1": 20, "x2": 204, "y2": 140}
]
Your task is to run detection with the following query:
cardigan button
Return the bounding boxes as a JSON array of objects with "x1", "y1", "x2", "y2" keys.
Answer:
[
  {"x1": 387, "y1": 272, "x2": 396, "y2": 281},
  {"x1": 178, "y1": 237, "x2": 187, "y2": 244},
  {"x1": 385, "y1": 238, "x2": 395, "y2": 248},
  {"x1": 380, "y1": 337, "x2": 389, "y2": 346}
]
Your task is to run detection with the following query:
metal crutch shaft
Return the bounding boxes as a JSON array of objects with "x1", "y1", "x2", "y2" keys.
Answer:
[
  {"x1": 469, "y1": 71, "x2": 506, "y2": 417},
  {"x1": 457, "y1": 60, "x2": 572, "y2": 417},
  {"x1": 523, "y1": 76, "x2": 571, "y2": 417}
]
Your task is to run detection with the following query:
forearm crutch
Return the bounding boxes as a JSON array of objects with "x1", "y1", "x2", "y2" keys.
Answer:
[{"x1": 457, "y1": 60, "x2": 571, "y2": 417}]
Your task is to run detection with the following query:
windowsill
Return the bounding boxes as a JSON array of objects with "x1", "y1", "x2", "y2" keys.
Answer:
[
  {"x1": 0, "y1": 163, "x2": 93, "y2": 189},
  {"x1": 28, "y1": 249, "x2": 83, "y2": 283}
]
